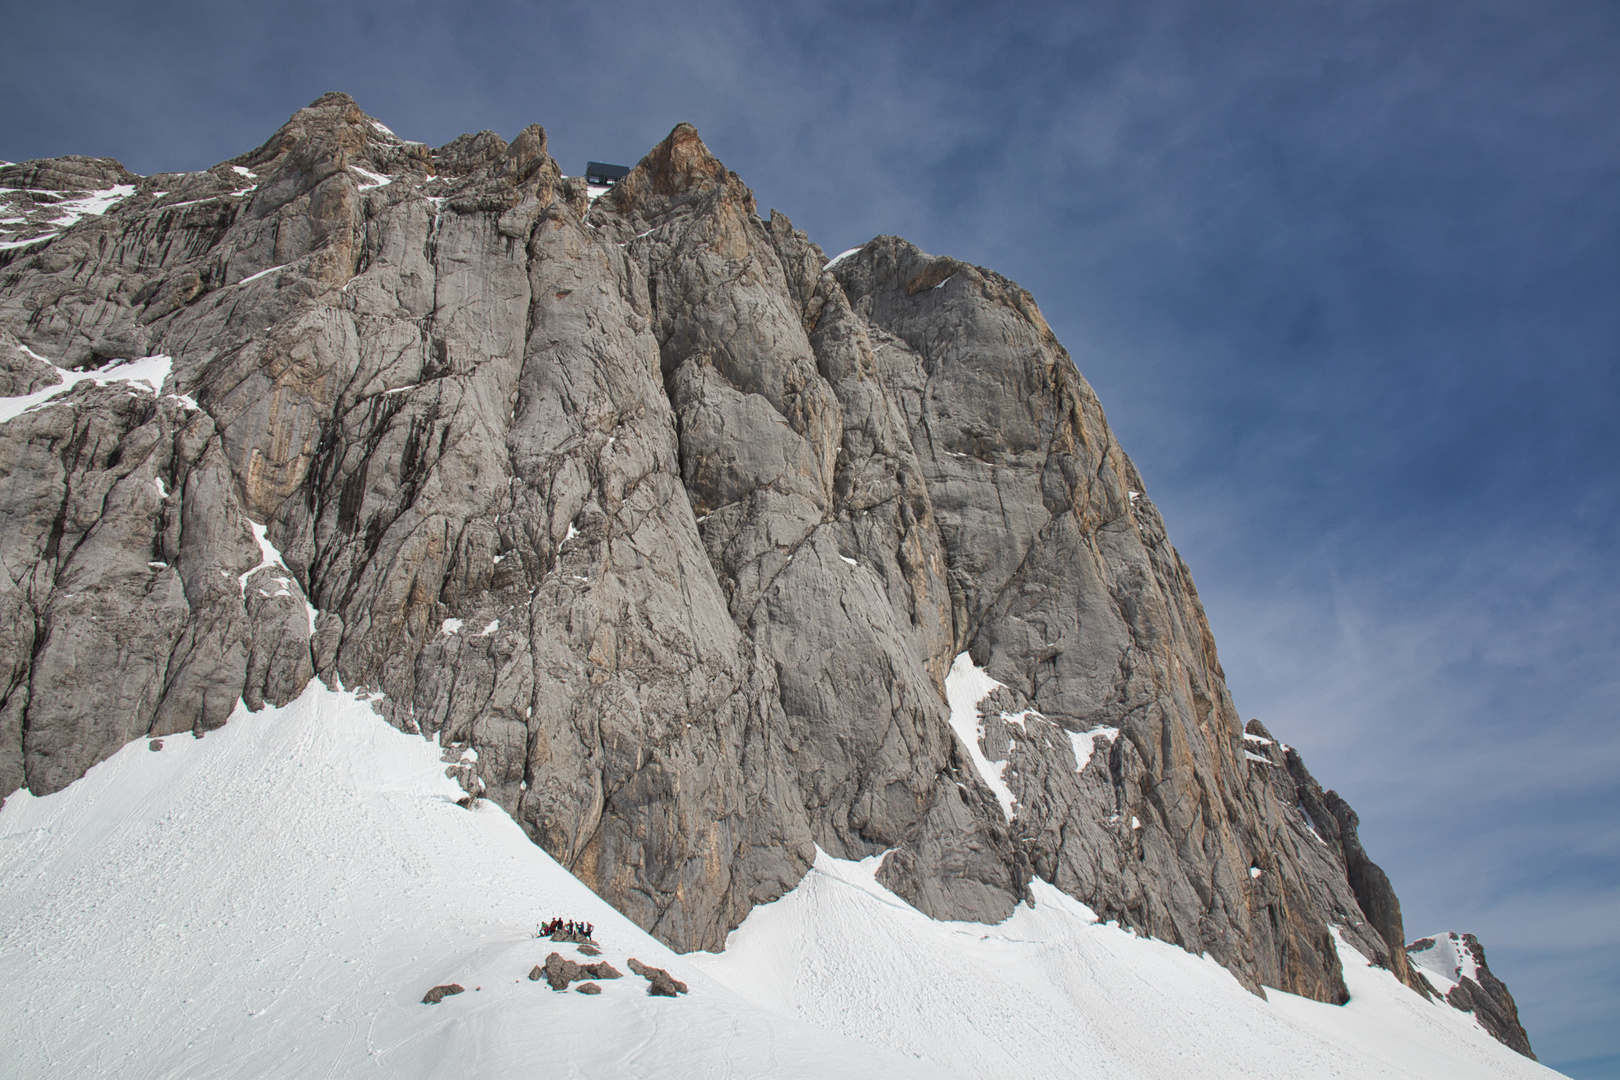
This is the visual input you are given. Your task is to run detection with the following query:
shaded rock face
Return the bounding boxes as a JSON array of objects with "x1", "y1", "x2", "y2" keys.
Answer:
[
  {"x1": 1409, "y1": 932, "x2": 1537, "y2": 1058},
  {"x1": 0, "y1": 92, "x2": 1445, "y2": 1007}
]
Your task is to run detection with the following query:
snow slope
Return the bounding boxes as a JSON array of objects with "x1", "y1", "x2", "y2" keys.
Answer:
[
  {"x1": 0, "y1": 684, "x2": 948, "y2": 1079},
  {"x1": 690, "y1": 852, "x2": 1567, "y2": 1080},
  {"x1": 0, "y1": 681, "x2": 1569, "y2": 1080}
]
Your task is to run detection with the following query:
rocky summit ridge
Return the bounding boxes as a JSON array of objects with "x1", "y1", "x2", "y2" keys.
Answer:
[{"x1": 0, "y1": 92, "x2": 1529, "y2": 1050}]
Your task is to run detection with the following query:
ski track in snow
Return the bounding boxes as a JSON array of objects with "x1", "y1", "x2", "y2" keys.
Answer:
[
  {"x1": 691, "y1": 851, "x2": 1562, "y2": 1080},
  {"x1": 0, "y1": 685, "x2": 948, "y2": 1080}
]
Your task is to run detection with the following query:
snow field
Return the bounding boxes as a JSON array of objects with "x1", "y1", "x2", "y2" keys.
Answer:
[
  {"x1": 690, "y1": 852, "x2": 1565, "y2": 1080},
  {"x1": 0, "y1": 672, "x2": 1569, "y2": 1079},
  {"x1": 0, "y1": 684, "x2": 949, "y2": 1079}
]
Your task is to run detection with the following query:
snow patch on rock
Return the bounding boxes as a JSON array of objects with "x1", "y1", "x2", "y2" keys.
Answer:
[
  {"x1": 944, "y1": 653, "x2": 1017, "y2": 822},
  {"x1": 1067, "y1": 725, "x2": 1120, "y2": 771},
  {"x1": 351, "y1": 165, "x2": 394, "y2": 191},
  {"x1": 1408, "y1": 932, "x2": 1482, "y2": 991},
  {"x1": 0, "y1": 354, "x2": 174, "y2": 425},
  {"x1": 824, "y1": 245, "x2": 864, "y2": 270}
]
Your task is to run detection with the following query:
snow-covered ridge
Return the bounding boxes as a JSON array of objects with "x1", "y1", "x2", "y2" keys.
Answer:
[{"x1": 824, "y1": 244, "x2": 865, "y2": 270}]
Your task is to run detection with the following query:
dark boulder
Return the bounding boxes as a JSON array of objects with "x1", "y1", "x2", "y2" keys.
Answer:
[
  {"x1": 628, "y1": 958, "x2": 688, "y2": 997},
  {"x1": 421, "y1": 983, "x2": 464, "y2": 1004},
  {"x1": 542, "y1": 953, "x2": 578, "y2": 991}
]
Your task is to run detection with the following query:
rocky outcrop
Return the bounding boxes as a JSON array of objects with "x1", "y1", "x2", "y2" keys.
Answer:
[
  {"x1": 421, "y1": 983, "x2": 464, "y2": 1004},
  {"x1": 1409, "y1": 931, "x2": 1536, "y2": 1058},
  {"x1": 596, "y1": 127, "x2": 1020, "y2": 925},
  {"x1": 628, "y1": 958, "x2": 688, "y2": 996},
  {"x1": 534, "y1": 952, "x2": 622, "y2": 991},
  {"x1": 0, "y1": 331, "x2": 61, "y2": 396},
  {"x1": 0, "y1": 93, "x2": 1455, "y2": 1011}
]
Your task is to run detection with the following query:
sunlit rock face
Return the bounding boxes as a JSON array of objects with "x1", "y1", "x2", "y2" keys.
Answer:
[{"x1": 0, "y1": 92, "x2": 1451, "y2": 1016}]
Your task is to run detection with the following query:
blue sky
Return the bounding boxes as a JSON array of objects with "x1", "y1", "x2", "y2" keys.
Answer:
[{"x1": 3, "y1": 0, "x2": 1616, "y2": 1072}]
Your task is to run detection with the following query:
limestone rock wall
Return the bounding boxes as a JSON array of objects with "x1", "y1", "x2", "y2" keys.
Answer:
[{"x1": 0, "y1": 93, "x2": 1441, "y2": 1006}]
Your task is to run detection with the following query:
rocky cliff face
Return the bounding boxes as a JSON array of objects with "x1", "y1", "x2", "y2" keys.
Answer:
[{"x1": 0, "y1": 93, "x2": 1492, "y2": 1020}]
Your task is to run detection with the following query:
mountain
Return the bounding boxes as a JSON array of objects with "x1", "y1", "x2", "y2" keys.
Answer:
[{"x1": 0, "y1": 92, "x2": 1543, "y2": 1071}]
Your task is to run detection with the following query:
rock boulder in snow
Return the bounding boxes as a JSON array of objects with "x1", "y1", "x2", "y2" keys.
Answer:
[
  {"x1": 539, "y1": 952, "x2": 582, "y2": 991},
  {"x1": 628, "y1": 957, "x2": 688, "y2": 996},
  {"x1": 538, "y1": 951, "x2": 620, "y2": 991}
]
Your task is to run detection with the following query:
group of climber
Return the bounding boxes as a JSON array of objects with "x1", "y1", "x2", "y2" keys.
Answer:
[{"x1": 540, "y1": 917, "x2": 594, "y2": 939}]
